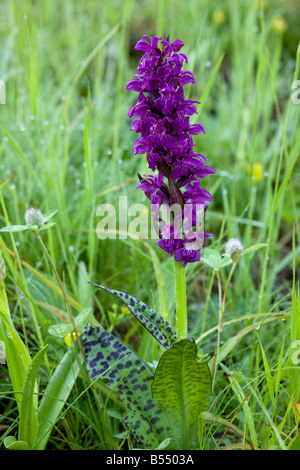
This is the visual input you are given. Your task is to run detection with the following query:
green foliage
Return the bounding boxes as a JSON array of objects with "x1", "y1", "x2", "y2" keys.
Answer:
[
  {"x1": 1, "y1": 269, "x2": 82, "y2": 450},
  {"x1": 152, "y1": 338, "x2": 211, "y2": 449},
  {"x1": 0, "y1": 277, "x2": 32, "y2": 414},
  {"x1": 2, "y1": 335, "x2": 82, "y2": 450},
  {"x1": 34, "y1": 348, "x2": 82, "y2": 450},
  {"x1": 82, "y1": 324, "x2": 171, "y2": 449},
  {"x1": 48, "y1": 307, "x2": 93, "y2": 339},
  {"x1": 18, "y1": 345, "x2": 48, "y2": 448},
  {"x1": 4, "y1": 436, "x2": 29, "y2": 450},
  {"x1": 0, "y1": 210, "x2": 57, "y2": 234},
  {"x1": 288, "y1": 438, "x2": 300, "y2": 451},
  {"x1": 89, "y1": 284, "x2": 177, "y2": 349},
  {"x1": 201, "y1": 244, "x2": 267, "y2": 270},
  {"x1": 0, "y1": 0, "x2": 299, "y2": 451}
]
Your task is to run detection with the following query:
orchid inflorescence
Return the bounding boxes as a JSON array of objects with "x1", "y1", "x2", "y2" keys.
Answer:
[{"x1": 126, "y1": 35, "x2": 216, "y2": 267}]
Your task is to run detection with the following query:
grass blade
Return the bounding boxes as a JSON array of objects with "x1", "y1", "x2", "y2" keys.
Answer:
[
  {"x1": 18, "y1": 345, "x2": 48, "y2": 448},
  {"x1": 34, "y1": 348, "x2": 82, "y2": 450}
]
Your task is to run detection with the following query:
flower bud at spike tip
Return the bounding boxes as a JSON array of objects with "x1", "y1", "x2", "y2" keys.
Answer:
[
  {"x1": 25, "y1": 207, "x2": 45, "y2": 228},
  {"x1": 225, "y1": 238, "x2": 243, "y2": 263},
  {"x1": 0, "y1": 250, "x2": 6, "y2": 281}
]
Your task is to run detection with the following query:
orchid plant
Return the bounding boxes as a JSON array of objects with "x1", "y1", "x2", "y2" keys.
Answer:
[
  {"x1": 0, "y1": 34, "x2": 267, "y2": 451},
  {"x1": 83, "y1": 35, "x2": 216, "y2": 450}
]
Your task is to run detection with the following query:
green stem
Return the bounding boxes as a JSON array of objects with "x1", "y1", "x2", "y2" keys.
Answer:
[
  {"x1": 173, "y1": 259, "x2": 188, "y2": 340},
  {"x1": 211, "y1": 260, "x2": 238, "y2": 381}
]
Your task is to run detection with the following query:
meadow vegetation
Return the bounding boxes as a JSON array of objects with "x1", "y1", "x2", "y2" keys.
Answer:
[{"x1": 0, "y1": 0, "x2": 299, "y2": 450}]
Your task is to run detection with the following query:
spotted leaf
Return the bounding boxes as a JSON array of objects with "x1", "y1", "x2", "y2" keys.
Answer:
[
  {"x1": 82, "y1": 324, "x2": 171, "y2": 449},
  {"x1": 152, "y1": 338, "x2": 211, "y2": 450},
  {"x1": 89, "y1": 283, "x2": 177, "y2": 349}
]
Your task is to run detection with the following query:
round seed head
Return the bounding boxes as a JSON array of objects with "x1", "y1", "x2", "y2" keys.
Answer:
[
  {"x1": 225, "y1": 238, "x2": 243, "y2": 262},
  {"x1": 25, "y1": 207, "x2": 45, "y2": 227}
]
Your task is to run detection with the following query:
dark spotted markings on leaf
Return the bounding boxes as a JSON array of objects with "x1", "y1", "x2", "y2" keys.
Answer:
[
  {"x1": 89, "y1": 283, "x2": 177, "y2": 349},
  {"x1": 82, "y1": 324, "x2": 171, "y2": 449}
]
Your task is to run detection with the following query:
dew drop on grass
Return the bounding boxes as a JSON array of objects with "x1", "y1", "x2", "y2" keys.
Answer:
[{"x1": 219, "y1": 170, "x2": 233, "y2": 179}]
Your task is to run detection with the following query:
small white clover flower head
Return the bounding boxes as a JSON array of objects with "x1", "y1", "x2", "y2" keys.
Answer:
[
  {"x1": 225, "y1": 238, "x2": 243, "y2": 262},
  {"x1": 25, "y1": 207, "x2": 45, "y2": 228}
]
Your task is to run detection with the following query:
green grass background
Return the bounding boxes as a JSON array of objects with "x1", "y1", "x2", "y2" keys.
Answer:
[{"x1": 0, "y1": 0, "x2": 299, "y2": 450}]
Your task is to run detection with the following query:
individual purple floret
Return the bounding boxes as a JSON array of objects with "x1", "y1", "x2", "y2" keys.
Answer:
[{"x1": 126, "y1": 35, "x2": 216, "y2": 266}]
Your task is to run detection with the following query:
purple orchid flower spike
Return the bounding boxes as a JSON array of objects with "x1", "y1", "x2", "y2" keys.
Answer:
[{"x1": 126, "y1": 35, "x2": 216, "y2": 266}]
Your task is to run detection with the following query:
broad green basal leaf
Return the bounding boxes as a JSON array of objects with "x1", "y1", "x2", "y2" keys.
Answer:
[
  {"x1": 152, "y1": 338, "x2": 211, "y2": 450},
  {"x1": 89, "y1": 284, "x2": 177, "y2": 349}
]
